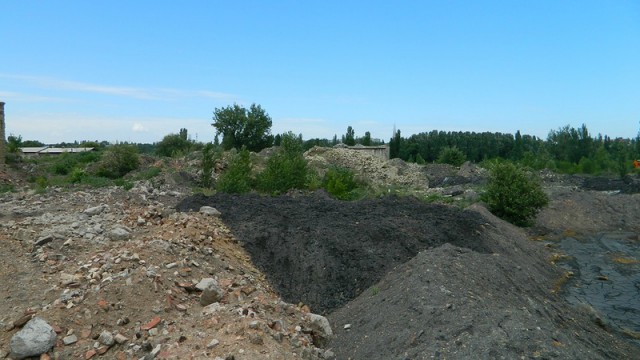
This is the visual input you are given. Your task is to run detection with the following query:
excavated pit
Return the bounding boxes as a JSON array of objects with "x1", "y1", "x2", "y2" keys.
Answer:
[{"x1": 176, "y1": 191, "x2": 491, "y2": 314}]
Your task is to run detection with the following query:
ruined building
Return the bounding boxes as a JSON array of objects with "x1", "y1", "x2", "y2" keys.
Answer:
[{"x1": 0, "y1": 102, "x2": 5, "y2": 170}]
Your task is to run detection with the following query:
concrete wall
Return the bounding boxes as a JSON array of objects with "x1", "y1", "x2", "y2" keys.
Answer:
[
  {"x1": 0, "y1": 102, "x2": 5, "y2": 170},
  {"x1": 347, "y1": 145, "x2": 390, "y2": 161}
]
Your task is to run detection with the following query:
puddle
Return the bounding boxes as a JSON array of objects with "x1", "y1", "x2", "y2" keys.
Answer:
[{"x1": 557, "y1": 232, "x2": 640, "y2": 343}]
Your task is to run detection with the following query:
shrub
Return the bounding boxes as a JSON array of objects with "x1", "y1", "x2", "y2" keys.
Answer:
[
  {"x1": 481, "y1": 162, "x2": 548, "y2": 226},
  {"x1": 51, "y1": 153, "x2": 78, "y2": 175},
  {"x1": 216, "y1": 148, "x2": 252, "y2": 194},
  {"x1": 68, "y1": 167, "x2": 87, "y2": 183},
  {"x1": 130, "y1": 166, "x2": 161, "y2": 181},
  {"x1": 256, "y1": 132, "x2": 308, "y2": 194},
  {"x1": 201, "y1": 143, "x2": 216, "y2": 188},
  {"x1": 156, "y1": 133, "x2": 192, "y2": 157},
  {"x1": 437, "y1": 146, "x2": 466, "y2": 166},
  {"x1": 323, "y1": 167, "x2": 359, "y2": 200},
  {"x1": 94, "y1": 144, "x2": 140, "y2": 179}
]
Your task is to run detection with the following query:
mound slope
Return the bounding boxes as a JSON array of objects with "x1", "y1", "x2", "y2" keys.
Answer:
[
  {"x1": 176, "y1": 191, "x2": 490, "y2": 314},
  {"x1": 329, "y1": 205, "x2": 637, "y2": 359},
  {"x1": 177, "y1": 193, "x2": 639, "y2": 359}
]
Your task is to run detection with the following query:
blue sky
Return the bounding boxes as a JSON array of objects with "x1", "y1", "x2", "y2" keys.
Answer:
[{"x1": 1, "y1": 1, "x2": 639, "y2": 144}]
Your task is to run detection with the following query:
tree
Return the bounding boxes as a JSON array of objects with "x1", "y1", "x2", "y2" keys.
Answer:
[
  {"x1": 323, "y1": 166, "x2": 360, "y2": 200},
  {"x1": 217, "y1": 148, "x2": 252, "y2": 193},
  {"x1": 94, "y1": 144, "x2": 140, "y2": 179},
  {"x1": 390, "y1": 129, "x2": 401, "y2": 159},
  {"x1": 437, "y1": 146, "x2": 466, "y2": 166},
  {"x1": 6, "y1": 134, "x2": 22, "y2": 154},
  {"x1": 481, "y1": 162, "x2": 548, "y2": 226},
  {"x1": 344, "y1": 126, "x2": 356, "y2": 146},
  {"x1": 156, "y1": 132, "x2": 192, "y2": 157},
  {"x1": 212, "y1": 103, "x2": 273, "y2": 152},
  {"x1": 201, "y1": 143, "x2": 216, "y2": 188},
  {"x1": 361, "y1": 131, "x2": 372, "y2": 146},
  {"x1": 256, "y1": 132, "x2": 308, "y2": 194}
]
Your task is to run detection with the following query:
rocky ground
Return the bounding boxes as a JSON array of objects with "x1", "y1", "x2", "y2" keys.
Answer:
[
  {"x1": 1, "y1": 148, "x2": 639, "y2": 359},
  {"x1": 0, "y1": 181, "x2": 333, "y2": 360}
]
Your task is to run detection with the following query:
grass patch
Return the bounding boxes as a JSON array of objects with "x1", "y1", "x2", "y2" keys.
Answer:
[
  {"x1": 193, "y1": 187, "x2": 216, "y2": 196},
  {"x1": 0, "y1": 184, "x2": 14, "y2": 193},
  {"x1": 131, "y1": 166, "x2": 161, "y2": 181}
]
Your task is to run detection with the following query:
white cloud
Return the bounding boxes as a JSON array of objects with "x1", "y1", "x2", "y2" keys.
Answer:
[
  {"x1": 5, "y1": 112, "x2": 216, "y2": 144},
  {"x1": 0, "y1": 91, "x2": 73, "y2": 103},
  {"x1": 132, "y1": 122, "x2": 147, "y2": 132},
  {"x1": 0, "y1": 73, "x2": 237, "y2": 102}
]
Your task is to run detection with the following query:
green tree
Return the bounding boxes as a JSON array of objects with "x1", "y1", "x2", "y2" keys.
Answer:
[
  {"x1": 390, "y1": 129, "x2": 401, "y2": 159},
  {"x1": 256, "y1": 132, "x2": 308, "y2": 194},
  {"x1": 6, "y1": 134, "x2": 22, "y2": 154},
  {"x1": 361, "y1": 131, "x2": 372, "y2": 146},
  {"x1": 323, "y1": 166, "x2": 359, "y2": 200},
  {"x1": 437, "y1": 146, "x2": 466, "y2": 166},
  {"x1": 94, "y1": 144, "x2": 140, "y2": 179},
  {"x1": 481, "y1": 162, "x2": 549, "y2": 226},
  {"x1": 201, "y1": 143, "x2": 216, "y2": 188},
  {"x1": 212, "y1": 103, "x2": 273, "y2": 152},
  {"x1": 343, "y1": 126, "x2": 356, "y2": 146},
  {"x1": 21, "y1": 139, "x2": 45, "y2": 147},
  {"x1": 217, "y1": 148, "x2": 252, "y2": 193},
  {"x1": 156, "y1": 132, "x2": 192, "y2": 157}
]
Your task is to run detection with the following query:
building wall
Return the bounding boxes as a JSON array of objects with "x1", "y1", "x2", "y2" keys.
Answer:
[
  {"x1": 0, "y1": 102, "x2": 5, "y2": 170},
  {"x1": 347, "y1": 145, "x2": 390, "y2": 161}
]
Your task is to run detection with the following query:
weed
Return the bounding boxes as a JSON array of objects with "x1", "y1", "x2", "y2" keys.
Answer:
[{"x1": 551, "y1": 271, "x2": 574, "y2": 294}]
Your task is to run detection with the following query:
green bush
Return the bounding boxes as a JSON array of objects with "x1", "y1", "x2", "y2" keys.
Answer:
[
  {"x1": 323, "y1": 167, "x2": 359, "y2": 200},
  {"x1": 114, "y1": 178, "x2": 134, "y2": 190},
  {"x1": 132, "y1": 166, "x2": 161, "y2": 181},
  {"x1": 68, "y1": 167, "x2": 87, "y2": 183},
  {"x1": 256, "y1": 132, "x2": 308, "y2": 194},
  {"x1": 94, "y1": 144, "x2": 140, "y2": 179},
  {"x1": 0, "y1": 184, "x2": 14, "y2": 193},
  {"x1": 51, "y1": 154, "x2": 77, "y2": 175},
  {"x1": 156, "y1": 133, "x2": 192, "y2": 157},
  {"x1": 201, "y1": 143, "x2": 216, "y2": 188},
  {"x1": 437, "y1": 146, "x2": 466, "y2": 166},
  {"x1": 481, "y1": 162, "x2": 548, "y2": 226},
  {"x1": 216, "y1": 148, "x2": 252, "y2": 194}
]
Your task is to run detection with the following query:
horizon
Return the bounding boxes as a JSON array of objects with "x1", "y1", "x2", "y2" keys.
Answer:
[{"x1": 2, "y1": 1, "x2": 639, "y2": 144}]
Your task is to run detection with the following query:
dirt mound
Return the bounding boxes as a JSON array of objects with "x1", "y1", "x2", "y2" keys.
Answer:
[
  {"x1": 304, "y1": 147, "x2": 430, "y2": 189},
  {"x1": 533, "y1": 187, "x2": 640, "y2": 236},
  {"x1": 0, "y1": 185, "x2": 331, "y2": 359},
  {"x1": 176, "y1": 191, "x2": 490, "y2": 314},
  {"x1": 176, "y1": 194, "x2": 639, "y2": 359},
  {"x1": 329, "y1": 205, "x2": 637, "y2": 359}
]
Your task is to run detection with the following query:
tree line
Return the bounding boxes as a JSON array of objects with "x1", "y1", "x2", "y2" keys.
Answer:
[{"x1": 7, "y1": 103, "x2": 639, "y2": 178}]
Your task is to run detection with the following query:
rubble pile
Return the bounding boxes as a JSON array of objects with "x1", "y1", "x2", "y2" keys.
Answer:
[{"x1": 0, "y1": 184, "x2": 332, "y2": 359}]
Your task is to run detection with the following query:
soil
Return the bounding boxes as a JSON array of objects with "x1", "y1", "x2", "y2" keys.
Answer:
[
  {"x1": 2, "y1": 150, "x2": 640, "y2": 359},
  {"x1": 176, "y1": 191, "x2": 640, "y2": 359}
]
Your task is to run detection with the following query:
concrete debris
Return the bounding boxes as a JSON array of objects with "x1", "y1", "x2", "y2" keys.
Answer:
[{"x1": 10, "y1": 317, "x2": 57, "y2": 359}]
